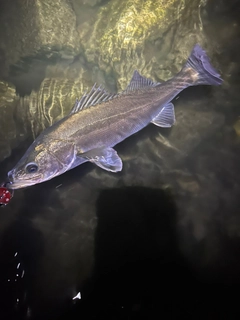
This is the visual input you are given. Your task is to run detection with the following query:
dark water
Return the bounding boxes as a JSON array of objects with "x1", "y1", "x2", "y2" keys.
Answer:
[{"x1": 0, "y1": 0, "x2": 240, "y2": 319}]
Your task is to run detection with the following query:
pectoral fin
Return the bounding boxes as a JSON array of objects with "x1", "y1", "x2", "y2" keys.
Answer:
[
  {"x1": 151, "y1": 102, "x2": 175, "y2": 128},
  {"x1": 80, "y1": 147, "x2": 123, "y2": 172}
]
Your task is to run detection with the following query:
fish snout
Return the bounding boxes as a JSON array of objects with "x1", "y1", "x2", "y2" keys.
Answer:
[
  {"x1": 6, "y1": 169, "x2": 25, "y2": 189},
  {"x1": 6, "y1": 169, "x2": 16, "y2": 189},
  {"x1": 7, "y1": 169, "x2": 15, "y2": 182}
]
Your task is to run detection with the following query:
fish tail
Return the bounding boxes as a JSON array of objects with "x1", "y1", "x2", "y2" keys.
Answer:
[{"x1": 182, "y1": 44, "x2": 223, "y2": 86}]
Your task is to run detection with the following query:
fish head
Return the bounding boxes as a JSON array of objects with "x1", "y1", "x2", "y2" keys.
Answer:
[{"x1": 7, "y1": 140, "x2": 74, "y2": 189}]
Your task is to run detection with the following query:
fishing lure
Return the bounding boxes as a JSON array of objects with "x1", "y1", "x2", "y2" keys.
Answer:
[{"x1": 0, "y1": 183, "x2": 13, "y2": 206}]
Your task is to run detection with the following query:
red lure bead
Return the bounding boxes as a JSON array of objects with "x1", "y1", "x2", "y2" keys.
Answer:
[{"x1": 0, "y1": 187, "x2": 12, "y2": 205}]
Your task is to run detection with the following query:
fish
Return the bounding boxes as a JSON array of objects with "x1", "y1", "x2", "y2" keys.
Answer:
[{"x1": 7, "y1": 44, "x2": 222, "y2": 189}]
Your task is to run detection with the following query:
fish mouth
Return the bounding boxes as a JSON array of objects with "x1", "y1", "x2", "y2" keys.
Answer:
[
  {"x1": 7, "y1": 172, "x2": 43, "y2": 190},
  {"x1": 6, "y1": 179, "x2": 40, "y2": 190}
]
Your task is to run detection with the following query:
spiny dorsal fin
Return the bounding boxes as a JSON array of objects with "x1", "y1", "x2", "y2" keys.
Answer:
[
  {"x1": 123, "y1": 70, "x2": 161, "y2": 93},
  {"x1": 70, "y1": 83, "x2": 117, "y2": 114}
]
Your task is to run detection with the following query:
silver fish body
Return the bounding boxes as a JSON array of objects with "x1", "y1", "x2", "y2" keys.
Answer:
[{"x1": 7, "y1": 45, "x2": 223, "y2": 189}]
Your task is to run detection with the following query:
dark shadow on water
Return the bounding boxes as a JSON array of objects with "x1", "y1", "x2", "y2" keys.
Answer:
[
  {"x1": 92, "y1": 187, "x2": 182, "y2": 317},
  {"x1": 57, "y1": 186, "x2": 197, "y2": 319}
]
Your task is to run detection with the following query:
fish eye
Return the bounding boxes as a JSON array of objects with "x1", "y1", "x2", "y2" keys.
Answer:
[{"x1": 25, "y1": 162, "x2": 38, "y2": 174}]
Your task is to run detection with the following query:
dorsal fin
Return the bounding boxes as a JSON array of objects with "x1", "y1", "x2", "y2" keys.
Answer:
[
  {"x1": 123, "y1": 70, "x2": 161, "y2": 93},
  {"x1": 70, "y1": 83, "x2": 117, "y2": 114}
]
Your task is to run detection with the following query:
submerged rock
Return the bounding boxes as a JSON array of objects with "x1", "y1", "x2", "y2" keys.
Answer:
[
  {"x1": 77, "y1": 0, "x2": 208, "y2": 89},
  {"x1": 17, "y1": 78, "x2": 85, "y2": 138},
  {"x1": 233, "y1": 119, "x2": 240, "y2": 137},
  {"x1": 0, "y1": 0, "x2": 81, "y2": 78},
  {"x1": 0, "y1": 81, "x2": 19, "y2": 161}
]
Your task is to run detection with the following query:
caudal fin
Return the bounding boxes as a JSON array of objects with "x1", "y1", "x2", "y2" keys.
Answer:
[{"x1": 184, "y1": 44, "x2": 223, "y2": 86}]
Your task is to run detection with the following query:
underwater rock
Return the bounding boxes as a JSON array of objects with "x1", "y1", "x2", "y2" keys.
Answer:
[
  {"x1": 17, "y1": 78, "x2": 85, "y2": 138},
  {"x1": 73, "y1": 0, "x2": 104, "y2": 7},
  {"x1": 77, "y1": 0, "x2": 208, "y2": 89},
  {"x1": 0, "y1": 81, "x2": 19, "y2": 162},
  {"x1": 233, "y1": 119, "x2": 240, "y2": 137},
  {"x1": 0, "y1": 0, "x2": 81, "y2": 77},
  {"x1": 16, "y1": 60, "x2": 117, "y2": 138}
]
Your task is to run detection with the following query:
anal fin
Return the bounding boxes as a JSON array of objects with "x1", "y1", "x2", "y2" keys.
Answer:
[{"x1": 151, "y1": 102, "x2": 175, "y2": 128}]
